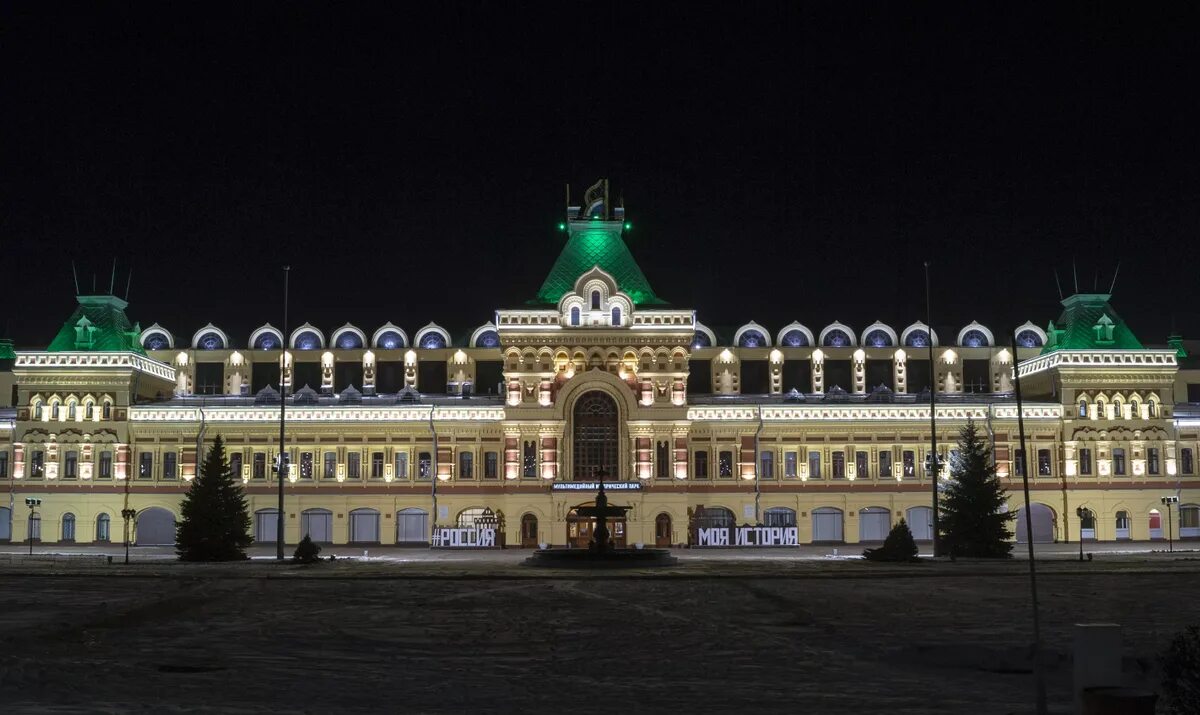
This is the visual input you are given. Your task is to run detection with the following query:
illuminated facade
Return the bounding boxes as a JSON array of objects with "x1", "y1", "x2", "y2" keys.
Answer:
[{"x1": 2, "y1": 185, "x2": 1199, "y2": 549}]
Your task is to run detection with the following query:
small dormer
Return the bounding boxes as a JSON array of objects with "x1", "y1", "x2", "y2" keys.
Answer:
[
  {"x1": 1093, "y1": 314, "x2": 1115, "y2": 345},
  {"x1": 558, "y1": 266, "x2": 633, "y2": 328},
  {"x1": 73, "y1": 316, "x2": 97, "y2": 350}
]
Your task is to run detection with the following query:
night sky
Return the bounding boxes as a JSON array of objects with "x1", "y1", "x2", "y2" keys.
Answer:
[{"x1": 4, "y1": 3, "x2": 1198, "y2": 348}]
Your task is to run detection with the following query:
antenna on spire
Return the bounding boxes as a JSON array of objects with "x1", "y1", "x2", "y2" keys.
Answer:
[
  {"x1": 1053, "y1": 269, "x2": 1064, "y2": 300},
  {"x1": 110, "y1": 259, "x2": 117, "y2": 295},
  {"x1": 125, "y1": 266, "x2": 133, "y2": 301},
  {"x1": 71, "y1": 261, "x2": 80, "y2": 295},
  {"x1": 565, "y1": 183, "x2": 570, "y2": 210},
  {"x1": 1108, "y1": 261, "x2": 1121, "y2": 295},
  {"x1": 92, "y1": 274, "x2": 96, "y2": 293},
  {"x1": 1093, "y1": 270, "x2": 1098, "y2": 292},
  {"x1": 1072, "y1": 258, "x2": 1079, "y2": 294}
]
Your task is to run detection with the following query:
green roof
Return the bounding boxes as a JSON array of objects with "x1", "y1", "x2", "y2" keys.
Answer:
[
  {"x1": 0, "y1": 338, "x2": 14, "y2": 361},
  {"x1": 46, "y1": 295, "x2": 145, "y2": 355},
  {"x1": 1041, "y1": 293, "x2": 1142, "y2": 354},
  {"x1": 534, "y1": 220, "x2": 664, "y2": 305}
]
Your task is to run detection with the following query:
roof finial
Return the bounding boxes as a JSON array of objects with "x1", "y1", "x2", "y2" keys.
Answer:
[
  {"x1": 71, "y1": 261, "x2": 80, "y2": 295},
  {"x1": 1108, "y1": 261, "x2": 1121, "y2": 295}
]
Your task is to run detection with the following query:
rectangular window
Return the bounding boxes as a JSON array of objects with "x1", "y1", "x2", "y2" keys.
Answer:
[
  {"x1": 230, "y1": 452, "x2": 243, "y2": 479},
  {"x1": 832, "y1": 451, "x2": 845, "y2": 479},
  {"x1": 718, "y1": 450, "x2": 733, "y2": 478},
  {"x1": 139, "y1": 452, "x2": 154, "y2": 480},
  {"x1": 1014, "y1": 449, "x2": 1026, "y2": 477},
  {"x1": 1148, "y1": 448, "x2": 1160, "y2": 475},
  {"x1": 1079, "y1": 448, "x2": 1092, "y2": 475},
  {"x1": 0, "y1": 451, "x2": 8, "y2": 479},
  {"x1": 522, "y1": 441, "x2": 537, "y2": 478},
  {"x1": 64, "y1": 451, "x2": 78, "y2": 479},
  {"x1": 1183, "y1": 448, "x2": 1195, "y2": 475},
  {"x1": 760, "y1": 451, "x2": 774, "y2": 479},
  {"x1": 418, "y1": 451, "x2": 432, "y2": 480},
  {"x1": 656, "y1": 441, "x2": 671, "y2": 480},
  {"x1": 856, "y1": 451, "x2": 869, "y2": 479},
  {"x1": 880, "y1": 450, "x2": 893, "y2": 479},
  {"x1": 32, "y1": 450, "x2": 44, "y2": 478},
  {"x1": 784, "y1": 451, "x2": 798, "y2": 478},
  {"x1": 253, "y1": 453, "x2": 266, "y2": 479},
  {"x1": 163, "y1": 452, "x2": 177, "y2": 480},
  {"x1": 99, "y1": 451, "x2": 112, "y2": 479},
  {"x1": 318, "y1": 452, "x2": 333, "y2": 479},
  {"x1": 347, "y1": 452, "x2": 361, "y2": 479},
  {"x1": 1182, "y1": 508, "x2": 1200, "y2": 529},
  {"x1": 808, "y1": 451, "x2": 821, "y2": 479},
  {"x1": 395, "y1": 452, "x2": 409, "y2": 480},
  {"x1": 370, "y1": 452, "x2": 384, "y2": 479},
  {"x1": 300, "y1": 452, "x2": 313, "y2": 480},
  {"x1": 484, "y1": 452, "x2": 498, "y2": 479},
  {"x1": 694, "y1": 450, "x2": 708, "y2": 479},
  {"x1": 1037, "y1": 449, "x2": 1052, "y2": 476},
  {"x1": 459, "y1": 452, "x2": 474, "y2": 479},
  {"x1": 903, "y1": 450, "x2": 915, "y2": 478},
  {"x1": 1112, "y1": 448, "x2": 1126, "y2": 475}
]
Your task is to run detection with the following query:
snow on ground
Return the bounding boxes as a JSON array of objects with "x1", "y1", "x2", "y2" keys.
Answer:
[{"x1": 0, "y1": 552, "x2": 1193, "y2": 713}]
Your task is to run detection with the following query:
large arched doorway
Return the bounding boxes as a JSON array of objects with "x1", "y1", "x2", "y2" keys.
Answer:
[
  {"x1": 254, "y1": 508, "x2": 280, "y2": 543},
  {"x1": 572, "y1": 391, "x2": 619, "y2": 480},
  {"x1": 812, "y1": 507, "x2": 844, "y2": 543},
  {"x1": 135, "y1": 507, "x2": 175, "y2": 546},
  {"x1": 520, "y1": 513, "x2": 539, "y2": 548},
  {"x1": 396, "y1": 508, "x2": 428, "y2": 545},
  {"x1": 655, "y1": 512, "x2": 673, "y2": 547},
  {"x1": 1015, "y1": 504, "x2": 1056, "y2": 543},
  {"x1": 567, "y1": 502, "x2": 627, "y2": 549},
  {"x1": 301, "y1": 508, "x2": 333, "y2": 543},
  {"x1": 859, "y1": 507, "x2": 891, "y2": 542}
]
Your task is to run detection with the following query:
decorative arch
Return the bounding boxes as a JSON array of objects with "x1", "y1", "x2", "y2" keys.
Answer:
[
  {"x1": 957, "y1": 321, "x2": 994, "y2": 347},
  {"x1": 860, "y1": 321, "x2": 897, "y2": 348},
  {"x1": 571, "y1": 390, "x2": 620, "y2": 480},
  {"x1": 470, "y1": 323, "x2": 501, "y2": 348},
  {"x1": 290, "y1": 323, "x2": 325, "y2": 350},
  {"x1": 901, "y1": 321, "x2": 939, "y2": 348},
  {"x1": 372, "y1": 322, "x2": 409, "y2": 350},
  {"x1": 191, "y1": 323, "x2": 229, "y2": 350},
  {"x1": 249, "y1": 324, "x2": 284, "y2": 351},
  {"x1": 734, "y1": 321, "x2": 772, "y2": 348},
  {"x1": 414, "y1": 322, "x2": 450, "y2": 349},
  {"x1": 330, "y1": 323, "x2": 366, "y2": 350},
  {"x1": 819, "y1": 322, "x2": 856, "y2": 347},
  {"x1": 1014, "y1": 321, "x2": 1047, "y2": 348},
  {"x1": 139, "y1": 323, "x2": 174, "y2": 350},
  {"x1": 776, "y1": 321, "x2": 814, "y2": 348},
  {"x1": 692, "y1": 321, "x2": 718, "y2": 349}
]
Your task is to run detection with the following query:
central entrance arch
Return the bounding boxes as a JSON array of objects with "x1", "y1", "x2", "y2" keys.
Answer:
[
  {"x1": 566, "y1": 501, "x2": 627, "y2": 549},
  {"x1": 572, "y1": 391, "x2": 619, "y2": 480}
]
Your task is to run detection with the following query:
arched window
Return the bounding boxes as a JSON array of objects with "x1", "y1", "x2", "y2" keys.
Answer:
[
  {"x1": 33, "y1": 402, "x2": 43, "y2": 420},
  {"x1": 1016, "y1": 330, "x2": 1043, "y2": 348},
  {"x1": 591, "y1": 291, "x2": 601, "y2": 310},
  {"x1": 863, "y1": 330, "x2": 893, "y2": 348},
  {"x1": 780, "y1": 330, "x2": 809, "y2": 347},
  {"x1": 254, "y1": 333, "x2": 280, "y2": 350},
  {"x1": 375, "y1": 330, "x2": 404, "y2": 350},
  {"x1": 764, "y1": 507, "x2": 797, "y2": 527},
  {"x1": 456, "y1": 507, "x2": 491, "y2": 529},
  {"x1": 1147, "y1": 398, "x2": 1158, "y2": 418},
  {"x1": 905, "y1": 330, "x2": 930, "y2": 348},
  {"x1": 738, "y1": 330, "x2": 766, "y2": 348},
  {"x1": 1078, "y1": 399, "x2": 1088, "y2": 418},
  {"x1": 102, "y1": 401, "x2": 112, "y2": 420},
  {"x1": 692, "y1": 331, "x2": 711, "y2": 348},
  {"x1": 294, "y1": 331, "x2": 321, "y2": 350},
  {"x1": 67, "y1": 402, "x2": 76, "y2": 420},
  {"x1": 61, "y1": 513, "x2": 76, "y2": 542},
  {"x1": 336, "y1": 332, "x2": 363, "y2": 349},
  {"x1": 196, "y1": 332, "x2": 225, "y2": 350},
  {"x1": 144, "y1": 332, "x2": 170, "y2": 350},
  {"x1": 611, "y1": 307, "x2": 621, "y2": 326},
  {"x1": 84, "y1": 402, "x2": 94, "y2": 420},
  {"x1": 51, "y1": 402, "x2": 60, "y2": 420},
  {"x1": 475, "y1": 330, "x2": 500, "y2": 348},
  {"x1": 420, "y1": 333, "x2": 447, "y2": 349},
  {"x1": 96, "y1": 513, "x2": 111, "y2": 542},
  {"x1": 960, "y1": 329, "x2": 988, "y2": 348},
  {"x1": 570, "y1": 306, "x2": 580, "y2": 326},
  {"x1": 572, "y1": 391, "x2": 619, "y2": 480},
  {"x1": 693, "y1": 506, "x2": 736, "y2": 530},
  {"x1": 823, "y1": 329, "x2": 851, "y2": 347}
]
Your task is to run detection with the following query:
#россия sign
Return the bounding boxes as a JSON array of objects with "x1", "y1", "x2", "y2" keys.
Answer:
[
  {"x1": 431, "y1": 527, "x2": 498, "y2": 548},
  {"x1": 693, "y1": 525, "x2": 799, "y2": 547}
]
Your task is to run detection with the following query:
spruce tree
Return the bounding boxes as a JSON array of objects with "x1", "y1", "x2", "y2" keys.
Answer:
[
  {"x1": 939, "y1": 418, "x2": 1013, "y2": 558},
  {"x1": 176, "y1": 435, "x2": 252, "y2": 561},
  {"x1": 863, "y1": 518, "x2": 920, "y2": 562}
]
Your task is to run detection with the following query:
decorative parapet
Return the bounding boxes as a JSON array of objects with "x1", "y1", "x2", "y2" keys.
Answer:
[
  {"x1": 130, "y1": 405, "x2": 506, "y2": 423},
  {"x1": 15, "y1": 351, "x2": 176, "y2": 381},
  {"x1": 1016, "y1": 349, "x2": 1178, "y2": 379},
  {"x1": 686, "y1": 403, "x2": 1062, "y2": 422}
]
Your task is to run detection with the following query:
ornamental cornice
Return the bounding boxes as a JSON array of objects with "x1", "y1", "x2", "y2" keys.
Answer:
[
  {"x1": 15, "y1": 351, "x2": 176, "y2": 381},
  {"x1": 130, "y1": 406, "x2": 506, "y2": 423},
  {"x1": 685, "y1": 404, "x2": 1062, "y2": 422},
  {"x1": 1016, "y1": 349, "x2": 1178, "y2": 379}
]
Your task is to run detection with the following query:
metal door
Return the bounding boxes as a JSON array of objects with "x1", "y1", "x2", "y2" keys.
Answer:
[
  {"x1": 812, "y1": 508, "x2": 844, "y2": 543},
  {"x1": 301, "y1": 509, "x2": 333, "y2": 543},
  {"x1": 396, "y1": 508, "x2": 428, "y2": 544},
  {"x1": 859, "y1": 507, "x2": 890, "y2": 542}
]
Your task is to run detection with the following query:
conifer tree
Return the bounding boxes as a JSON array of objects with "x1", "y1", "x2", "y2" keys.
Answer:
[
  {"x1": 176, "y1": 435, "x2": 252, "y2": 561},
  {"x1": 940, "y1": 418, "x2": 1013, "y2": 558},
  {"x1": 863, "y1": 518, "x2": 920, "y2": 562}
]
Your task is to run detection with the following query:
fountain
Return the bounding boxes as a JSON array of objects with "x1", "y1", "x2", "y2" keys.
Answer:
[{"x1": 525, "y1": 474, "x2": 676, "y2": 568}]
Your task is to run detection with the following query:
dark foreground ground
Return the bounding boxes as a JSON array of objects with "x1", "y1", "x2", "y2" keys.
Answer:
[{"x1": 0, "y1": 553, "x2": 1194, "y2": 714}]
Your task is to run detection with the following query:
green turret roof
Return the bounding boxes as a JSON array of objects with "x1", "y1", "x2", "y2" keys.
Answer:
[
  {"x1": 534, "y1": 220, "x2": 664, "y2": 305},
  {"x1": 1041, "y1": 293, "x2": 1142, "y2": 354},
  {"x1": 46, "y1": 295, "x2": 145, "y2": 355},
  {"x1": 0, "y1": 338, "x2": 15, "y2": 361}
]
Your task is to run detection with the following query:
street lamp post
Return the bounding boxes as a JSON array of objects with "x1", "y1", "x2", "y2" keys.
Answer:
[
  {"x1": 924, "y1": 261, "x2": 940, "y2": 557},
  {"x1": 24, "y1": 497, "x2": 41, "y2": 556},
  {"x1": 121, "y1": 508, "x2": 137, "y2": 564},
  {"x1": 277, "y1": 265, "x2": 290, "y2": 561},
  {"x1": 1161, "y1": 496, "x2": 1179, "y2": 553},
  {"x1": 1074, "y1": 506, "x2": 1086, "y2": 561}
]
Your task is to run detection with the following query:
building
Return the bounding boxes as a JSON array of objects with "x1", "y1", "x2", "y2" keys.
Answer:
[{"x1": 2, "y1": 183, "x2": 1199, "y2": 549}]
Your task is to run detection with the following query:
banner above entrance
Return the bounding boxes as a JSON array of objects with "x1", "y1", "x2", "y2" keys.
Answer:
[{"x1": 551, "y1": 481, "x2": 643, "y2": 492}]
